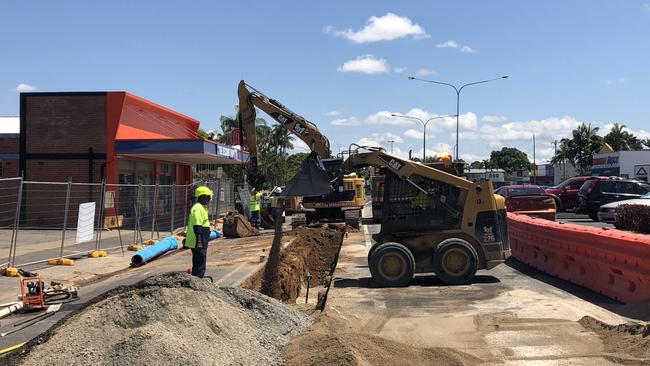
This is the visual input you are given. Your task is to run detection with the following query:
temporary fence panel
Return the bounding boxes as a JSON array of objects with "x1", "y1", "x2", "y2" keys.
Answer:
[{"x1": 1, "y1": 179, "x2": 235, "y2": 269}]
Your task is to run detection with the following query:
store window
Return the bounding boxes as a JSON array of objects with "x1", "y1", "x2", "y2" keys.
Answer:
[
  {"x1": 118, "y1": 159, "x2": 154, "y2": 185},
  {"x1": 159, "y1": 163, "x2": 176, "y2": 185}
]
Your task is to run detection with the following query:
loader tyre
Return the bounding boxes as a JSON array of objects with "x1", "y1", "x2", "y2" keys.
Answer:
[
  {"x1": 433, "y1": 238, "x2": 478, "y2": 285},
  {"x1": 367, "y1": 242, "x2": 380, "y2": 264},
  {"x1": 369, "y1": 242, "x2": 415, "y2": 287}
]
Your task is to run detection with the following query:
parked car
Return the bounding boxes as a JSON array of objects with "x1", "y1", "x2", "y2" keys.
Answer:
[
  {"x1": 494, "y1": 185, "x2": 557, "y2": 220},
  {"x1": 545, "y1": 176, "x2": 607, "y2": 211},
  {"x1": 598, "y1": 192, "x2": 650, "y2": 224},
  {"x1": 576, "y1": 178, "x2": 650, "y2": 221}
]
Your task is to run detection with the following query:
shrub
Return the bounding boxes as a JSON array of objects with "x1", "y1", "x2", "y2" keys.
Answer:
[{"x1": 615, "y1": 204, "x2": 650, "y2": 234}]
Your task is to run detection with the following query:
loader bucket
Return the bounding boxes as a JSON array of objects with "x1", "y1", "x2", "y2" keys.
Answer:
[{"x1": 282, "y1": 152, "x2": 332, "y2": 197}]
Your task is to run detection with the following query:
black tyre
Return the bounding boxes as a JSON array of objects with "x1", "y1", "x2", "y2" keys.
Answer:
[
  {"x1": 552, "y1": 196, "x2": 562, "y2": 211},
  {"x1": 369, "y1": 242, "x2": 415, "y2": 287},
  {"x1": 367, "y1": 242, "x2": 380, "y2": 264},
  {"x1": 589, "y1": 211, "x2": 599, "y2": 222},
  {"x1": 433, "y1": 239, "x2": 478, "y2": 285}
]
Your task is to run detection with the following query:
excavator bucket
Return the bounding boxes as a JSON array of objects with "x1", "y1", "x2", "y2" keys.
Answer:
[{"x1": 282, "y1": 152, "x2": 332, "y2": 197}]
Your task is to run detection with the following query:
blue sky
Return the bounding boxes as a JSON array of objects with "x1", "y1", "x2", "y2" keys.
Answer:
[{"x1": 1, "y1": 1, "x2": 649, "y2": 163}]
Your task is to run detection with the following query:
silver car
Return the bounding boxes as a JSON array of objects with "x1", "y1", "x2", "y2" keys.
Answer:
[{"x1": 598, "y1": 192, "x2": 650, "y2": 224}]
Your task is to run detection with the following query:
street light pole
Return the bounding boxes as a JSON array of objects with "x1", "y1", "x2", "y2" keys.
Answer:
[
  {"x1": 391, "y1": 114, "x2": 457, "y2": 161},
  {"x1": 408, "y1": 75, "x2": 509, "y2": 161}
]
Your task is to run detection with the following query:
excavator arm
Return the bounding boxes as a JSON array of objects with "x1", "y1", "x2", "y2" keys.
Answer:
[
  {"x1": 237, "y1": 80, "x2": 331, "y2": 161},
  {"x1": 237, "y1": 80, "x2": 332, "y2": 195}
]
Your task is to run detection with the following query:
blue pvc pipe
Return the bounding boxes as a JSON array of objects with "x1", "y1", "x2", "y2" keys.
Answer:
[
  {"x1": 209, "y1": 230, "x2": 222, "y2": 240},
  {"x1": 131, "y1": 236, "x2": 180, "y2": 266}
]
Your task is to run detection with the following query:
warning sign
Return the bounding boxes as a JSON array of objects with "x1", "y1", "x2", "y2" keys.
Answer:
[{"x1": 635, "y1": 165, "x2": 649, "y2": 181}]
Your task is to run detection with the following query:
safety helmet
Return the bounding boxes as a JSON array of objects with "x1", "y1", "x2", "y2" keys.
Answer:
[{"x1": 195, "y1": 186, "x2": 214, "y2": 198}]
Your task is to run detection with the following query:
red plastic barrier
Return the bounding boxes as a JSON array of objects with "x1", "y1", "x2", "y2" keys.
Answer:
[{"x1": 508, "y1": 212, "x2": 650, "y2": 303}]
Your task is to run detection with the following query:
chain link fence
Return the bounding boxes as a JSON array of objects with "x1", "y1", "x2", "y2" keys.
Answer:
[{"x1": 0, "y1": 178, "x2": 235, "y2": 269}]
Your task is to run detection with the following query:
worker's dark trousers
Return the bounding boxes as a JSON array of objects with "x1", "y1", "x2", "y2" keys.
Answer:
[
  {"x1": 191, "y1": 247, "x2": 207, "y2": 278},
  {"x1": 250, "y1": 211, "x2": 261, "y2": 228}
]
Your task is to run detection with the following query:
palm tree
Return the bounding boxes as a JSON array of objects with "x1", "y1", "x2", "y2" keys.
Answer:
[
  {"x1": 270, "y1": 124, "x2": 294, "y2": 155},
  {"x1": 551, "y1": 140, "x2": 573, "y2": 179},
  {"x1": 564, "y1": 123, "x2": 603, "y2": 174},
  {"x1": 218, "y1": 115, "x2": 238, "y2": 144},
  {"x1": 603, "y1": 123, "x2": 644, "y2": 151}
]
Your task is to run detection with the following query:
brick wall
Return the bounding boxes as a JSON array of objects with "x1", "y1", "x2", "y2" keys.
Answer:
[
  {"x1": 23, "y1": 94, "x2": 106, "y2": 155},
  {"x1": 0, "y1": 136, "x2": 19, "y2": 154}
]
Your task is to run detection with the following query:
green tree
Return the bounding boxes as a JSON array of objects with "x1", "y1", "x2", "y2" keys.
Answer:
[
  {"x1": 562, "y1": 123, "x2": 603, "y2": 174},
  {"x1": 604, "y1": 123, "x2": 643, "y2": 151},
  {"x1": 489, "y1": 147, "x2": 531, "y2": 175},
  {"x1": 643, "y1": 138, "x2": 650, "y2": 149},
  {"x1": 469, "y1": 161, "x2": 484, "y2": 169},
  {"x1": 550, "y1": 140, "x2": 573, "y2": 179},
  {"x1": 270, "y1": 124, "x2": 295, "y2": 154}
]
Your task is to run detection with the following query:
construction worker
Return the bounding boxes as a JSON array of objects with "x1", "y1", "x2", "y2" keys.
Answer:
[
  {"x1": 249, "y1": 187, "x2": 263, "y2": 228},
  {"x1": 185, "y1": 186, "x2": 213, "y2": 278},
  {"x1": 269, "y1": 188, "x2": 282, "y2": 220}
]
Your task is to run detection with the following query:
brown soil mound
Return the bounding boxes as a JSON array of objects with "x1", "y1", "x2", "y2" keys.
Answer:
[
  {"x1": 6, "y1": 273, "x2": 310, "y2": 366},
  {"x1": 242, "y1": 225, "x2": 345, "y2": 303},
  {"x1": 284, "y1": 313, "x2": 480, "y2": 366},
  {"x1": 579, "y1": 316, "x2": 650, "y2": 364}
]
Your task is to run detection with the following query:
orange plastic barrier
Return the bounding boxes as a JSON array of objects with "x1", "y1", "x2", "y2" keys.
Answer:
[{"x1": 508, "y1": 212, "x2": 650, "y2": 303}]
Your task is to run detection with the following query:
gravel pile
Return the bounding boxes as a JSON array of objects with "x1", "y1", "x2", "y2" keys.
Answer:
[{"x1": 9, "y1": 273, "x2": 311, "y2": 366}]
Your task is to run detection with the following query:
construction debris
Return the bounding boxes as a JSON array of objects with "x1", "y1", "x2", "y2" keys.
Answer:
[
  {"x1": 242, "y1": 225, "x2": 345, "y2": 303},
  {"x1": 7, "y1": 273, "x2": 310, "y2": 366},
  {"x1": 223, "y1": 211, "x2": 260, "y2": 238},
  {"x1": 579, "y1": 316, "x2": 650, "y2": 363}
]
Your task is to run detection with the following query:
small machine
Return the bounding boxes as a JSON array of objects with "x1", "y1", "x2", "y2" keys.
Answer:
[{"x1": 19, "y1": 274, "x2": 46, "y2": 311}]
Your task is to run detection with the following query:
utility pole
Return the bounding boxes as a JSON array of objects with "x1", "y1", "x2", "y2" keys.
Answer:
[
  {"x1": 387, "y1": 140, "x2": 395, "y2": 154},
  {"x1": 533, "y1": 134, "x2": 536, "y2": 185},
  {"x1": 552, "y1": 140, "x2": 559, "y2": 155}
]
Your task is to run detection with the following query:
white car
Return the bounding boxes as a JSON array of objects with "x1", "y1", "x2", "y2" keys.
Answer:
[{"x1": 597, "y1": 192, "x2": 650, "y2": 224}]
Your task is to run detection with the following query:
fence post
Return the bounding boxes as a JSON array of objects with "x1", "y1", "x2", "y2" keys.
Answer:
[
  {"x1": 183, "y1": 182, "x2": 189, "y2": 228},
  {"x1": 215, "y1": 179, "x2": 222, "y2": 219},
  {"x1": 150, "y1": 184, "x2": 159, "y2": 240},
  {"x1": 58, "y1": 178, "x2": 73, "y2": 261},
  {"x1": 134, "y1": 184, "x2": 142, "y2": 244},
  {"x1": 95, "y1": 180, "x2": 106, "y2": 252},
  {"x1": 8, "y1": 177, "x2": 24, "y2": 269},
  {"x1": 170, "y1": 183, "x2": 176, "y2": 236}
]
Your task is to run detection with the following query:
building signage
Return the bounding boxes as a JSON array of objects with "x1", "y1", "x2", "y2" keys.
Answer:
[
  {"x1": 635, "y1": 165, "x2": 649, "y2": 181},
  {"x1": 592, "y1": 152, "x2": 620, "y2": 169}
]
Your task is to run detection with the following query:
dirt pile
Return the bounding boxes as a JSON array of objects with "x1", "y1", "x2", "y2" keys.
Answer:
[
  {"x1": 284, "y1": 313, "x2": 480, "y2": 366},
  {"x1": 7, "y1": 273, "x2": 310, "y2": 366},
  {"x1": 242, "y1": 225, "x2": 345, "y2": 303},
  {"x1": 579, "y1": 316, "x2": 650, "y2": 364}
]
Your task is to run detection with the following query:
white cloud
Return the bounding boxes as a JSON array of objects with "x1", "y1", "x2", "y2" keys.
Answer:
[
  {"x1": 481, "y1": 115, "x2": 507, "y2": 123},
  {"x1": 436, "y1": 40, "x2": 477, "y2": 54},
  {"x1": 337, "y1": 55, "x2": 390, "y2": 74},
  {"x1": 415, "y1": 68, "x2": 436, "y2": 76},
  {"x1": 13, "y1": 83, "x2": 38, "y2": 92},
  {"x1": 357, "y1": 132, "x2": 404, "y2": 149},
  {"x1": 331, "y1": 111, "x2": 416, "y2": 126},
  {"x1": 0, "y1": 116, "x2": 19, "y2": 133},
  {"x1": 403, "y1": 128, "x2": 435, "y2": 140},
  {"x1": 460, "y1": 45, "x2": 477, "y2": 53},
  {"x1": 605, "y1": 78, "x2": 626, "y2": 85},
  {"x1": 436, "y1": 40, "x2": 459, "y2": 48},
  {"x1": 393, "y1": 66, "x2": 407, "y2": 73},
  {"x1": 325, "y1": 13, "x2": 429, "y2": 43},
  {"x1": 326, "y1": 110, "x2": 342, "y2": 116}
]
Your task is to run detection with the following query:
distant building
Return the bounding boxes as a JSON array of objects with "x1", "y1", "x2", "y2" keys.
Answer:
[
  {"x1": 510, "y1": 168, "x2": 531, "y2": 184},
  {"x1": 591, "y1": 150, "x2": 650, "y2": 181},
  {"x1": 466, "y1": 168, "x2": 506, "y2": 184},
  {"x1": 0, "y1": 116, "x2": 19, "y2": 178},
  {"x1": 533, "y1": 164, "x2": 554, "y2": 186},
  {"x1": 552, "y1": 162, "x2": 578, "y2": 185}
]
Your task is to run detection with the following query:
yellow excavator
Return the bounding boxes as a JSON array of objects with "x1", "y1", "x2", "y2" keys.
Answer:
[
  {"x1": 341, "y1": 145, "x2": 511, "y2": 286},
  {"x1": 237, "y1": 80, "x2": 365, "y2": 228}
]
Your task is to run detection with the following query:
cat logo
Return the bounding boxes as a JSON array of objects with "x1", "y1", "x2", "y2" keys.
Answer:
[
  {"x1": 277, "y1": 114, "x2": 289, "y2": 124},
  {"x1": 293, "y1": 123, "x2": 307, "y2": 135},
  {"x1": 388, "y1": 159, "x2": 403, "y2": 171}
]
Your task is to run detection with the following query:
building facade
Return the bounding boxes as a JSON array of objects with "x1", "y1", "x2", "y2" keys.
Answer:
[{"x1": 591, "y1": 150, "x2": 650, "y2": 181}]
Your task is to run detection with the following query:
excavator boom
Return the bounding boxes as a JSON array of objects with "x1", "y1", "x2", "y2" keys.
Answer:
[{"x1": 237, "y1": 80, "x2": 333, "y2": 196}]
